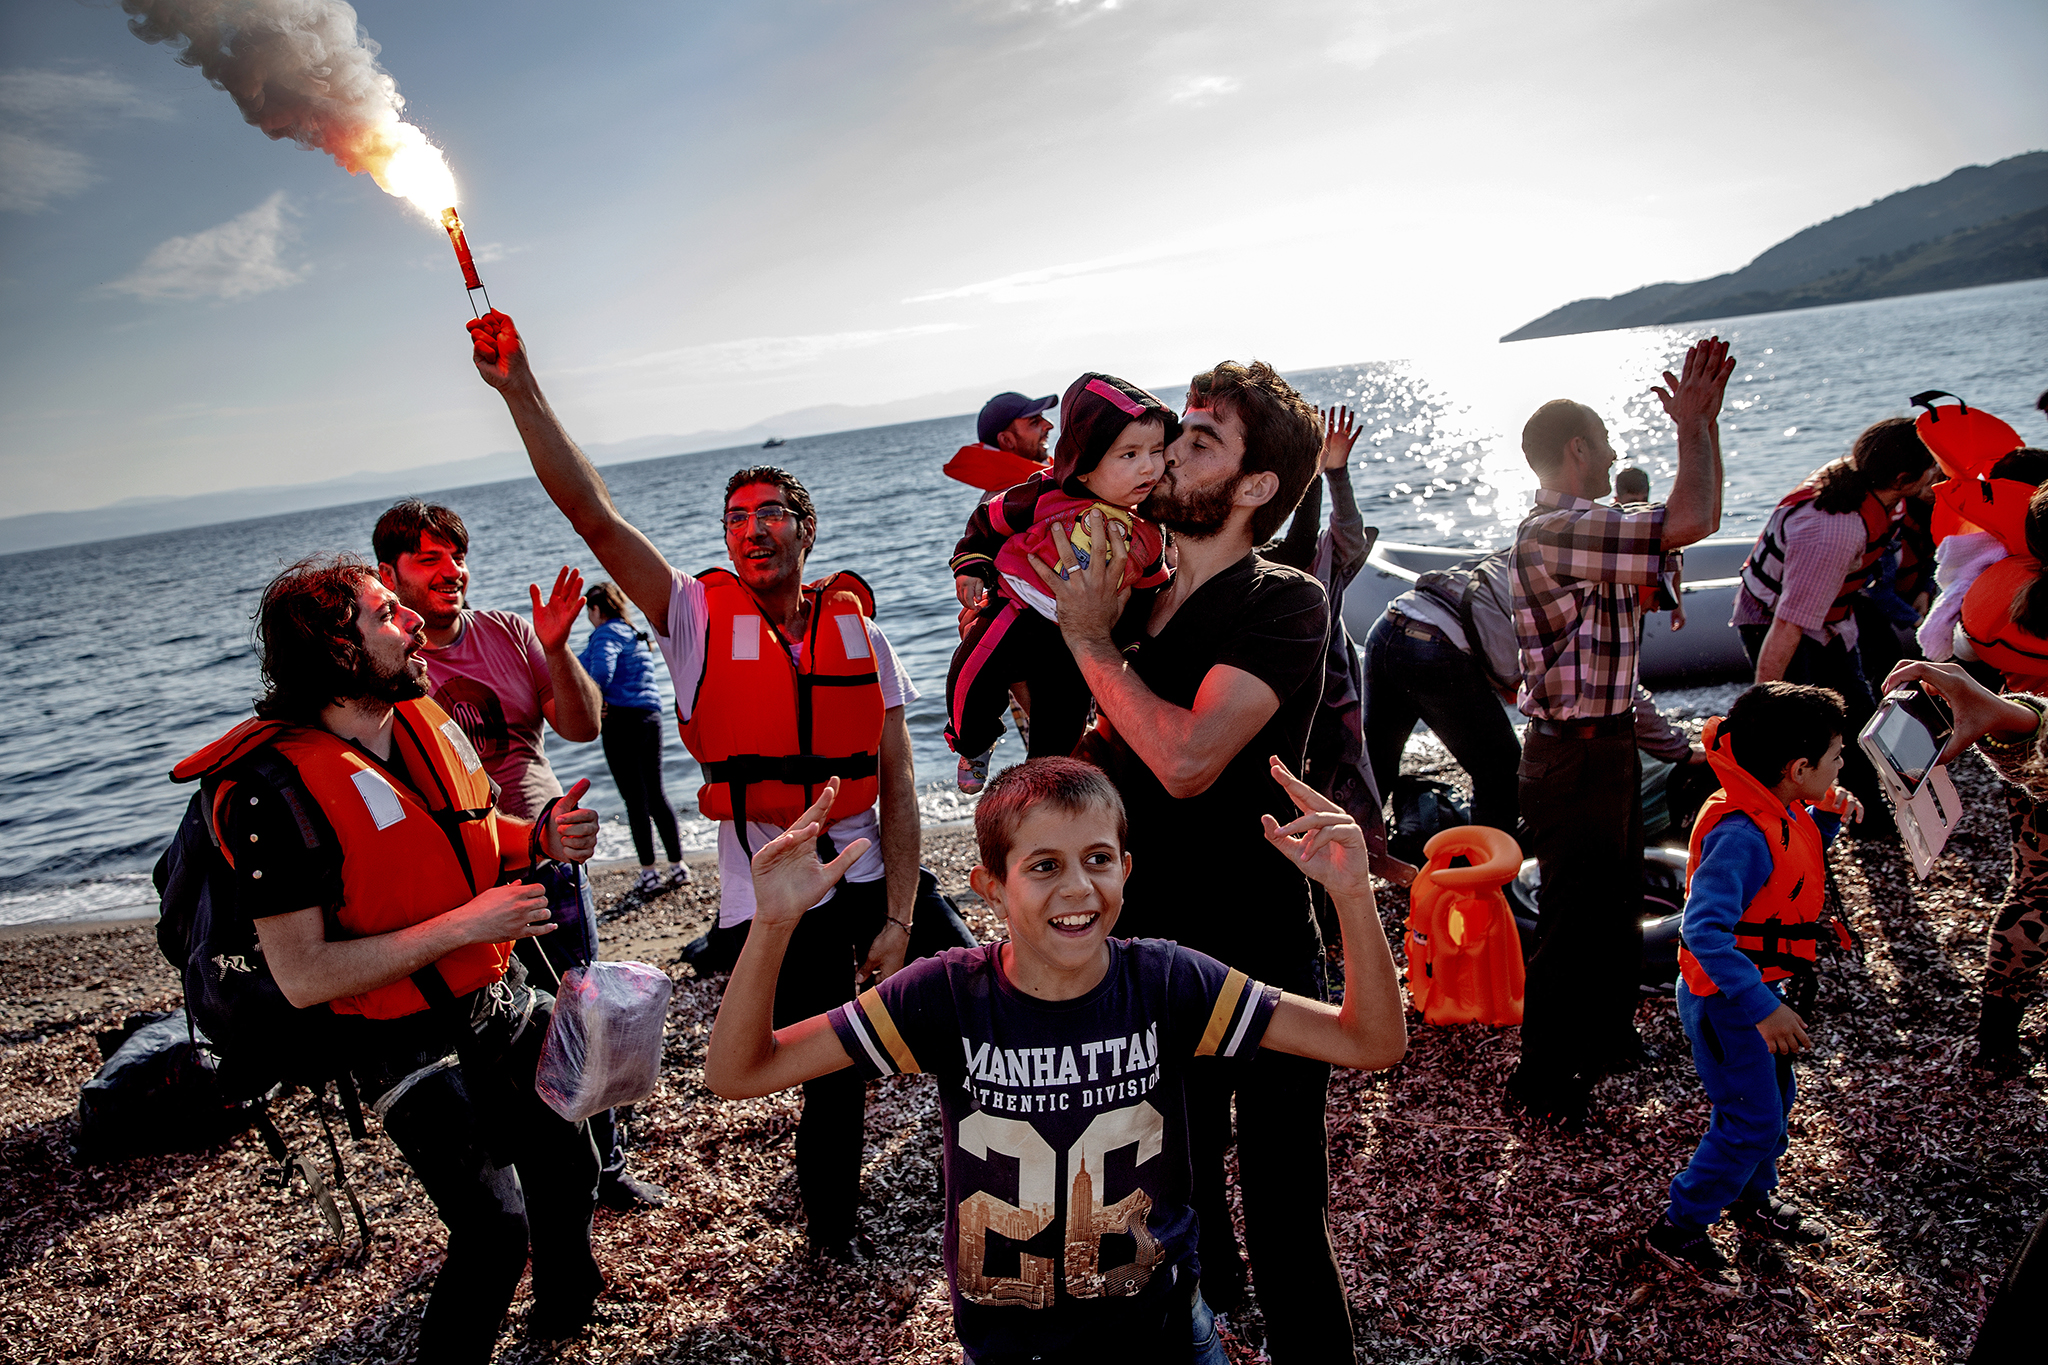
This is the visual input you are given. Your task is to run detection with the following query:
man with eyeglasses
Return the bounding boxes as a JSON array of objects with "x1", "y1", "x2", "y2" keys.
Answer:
[{"x1": 466, "y1": 309, "x2": 968, "y2": 1264}]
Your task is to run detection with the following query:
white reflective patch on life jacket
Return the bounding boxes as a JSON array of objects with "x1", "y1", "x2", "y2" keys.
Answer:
[
  {"x1": 834, "y1": 613, "x2": 871, "y2": 660},
  {"x1": 731, "y1": 614, "x2": 762, "y2": 661},
  {"x1": 351, "y1": 768, "x2": 407, "y2": 831},
  {"x1": 439, "y1": 719, "x2": 483, "y2": 775}
]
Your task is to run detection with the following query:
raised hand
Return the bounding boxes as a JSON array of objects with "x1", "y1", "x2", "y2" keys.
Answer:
[
  {"x1": 1261, "y1": 756, "x2": 1374, "y2": 903},
  {"x1": 1320, "y1": 405, "x2": 1361, "y2": 471},
  {"x1": 467, "y1": 310, "x2": 531, "y2": 391},
  {"x1": 1651, "y1": 335, "x2": 1736, "y2": 428},
  {"x1": 529, "y1": 565, "x2": 587, "y2": 654},
  {"x1": 749, "y1": 781, "x2": 871, "y2": 931},
  {"x1": 542, "y1": 778, "x2": 599, "y2": 863}
]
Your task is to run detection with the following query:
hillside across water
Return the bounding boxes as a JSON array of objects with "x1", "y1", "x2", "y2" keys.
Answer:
[{"x1": 1504, "y1": 151, "x2": 2048, "y2": 341}]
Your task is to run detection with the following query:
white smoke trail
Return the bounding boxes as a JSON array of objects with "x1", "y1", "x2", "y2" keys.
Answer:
[{"x1": 120, "y1": 0, "x2": 455, "y2": 217}]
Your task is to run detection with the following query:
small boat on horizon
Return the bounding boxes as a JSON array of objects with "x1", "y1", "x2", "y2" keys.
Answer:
[{"x1": 761, "y1": 436, "x2": 785, "y2": 449}]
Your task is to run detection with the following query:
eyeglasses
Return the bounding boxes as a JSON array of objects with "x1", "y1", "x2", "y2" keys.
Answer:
[{"x1": 722, "y1": 504, "x2": 796, "y2": 531}]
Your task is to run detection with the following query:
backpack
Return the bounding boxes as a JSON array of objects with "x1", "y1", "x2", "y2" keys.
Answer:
[
  {"x1": 1413, "y1": 550, "x2": 1523, "y2": 693},
  {"x1": 153, "y1": 747, "x2": 352, "y2": 1103}
]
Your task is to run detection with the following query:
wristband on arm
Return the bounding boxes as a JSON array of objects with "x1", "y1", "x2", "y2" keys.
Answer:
[{"x1": 528, "y1": 796, "x2": 563, "y2": 866}]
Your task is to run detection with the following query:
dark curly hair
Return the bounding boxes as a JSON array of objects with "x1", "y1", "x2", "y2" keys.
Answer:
[
  {"x1": 1187, "y1": 361, "x2": 1323, "y2": 542},
  {"x1": 253, "y1": 554, "x2": 376, "y2": 724},
  {"x1": 1809, "y1": 418, "x2": 1934, "y2": 514}
]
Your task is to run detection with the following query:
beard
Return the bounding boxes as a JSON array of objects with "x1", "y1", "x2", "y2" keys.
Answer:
[
  {"x1": 1141, "y1": 469, "x2": 1239, "y2": 540},
  {"x1": 348, "y1": 648, "x2": 429, "y2": 706}
]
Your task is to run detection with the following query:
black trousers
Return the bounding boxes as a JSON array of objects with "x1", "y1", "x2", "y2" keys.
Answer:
[
  {"x1": 599, "y1": 705, "x2": 682, "y2": 866},
  {"x1": 769, "y1": 872, "x2": 977, "y2": 1244},
  {"x1": 360, "y1": 986, "x2": 601, "y2": 1365},
  {"x1": 1363, "y1": 612, "x2": 1522, "y2": 834},
  {"x1": 1738, "y1": 624, "x2": 1892, "y2": 838},
  {"x1": 946, "y1": 598, "x2": 1094, "y2": 760},
  {"x1": 1185, "y1": 1045, "x2": 1352, "y2": 1362},
  {"x1": 1515, "y1": 723, "x2": 1644, "y2": 1091}
]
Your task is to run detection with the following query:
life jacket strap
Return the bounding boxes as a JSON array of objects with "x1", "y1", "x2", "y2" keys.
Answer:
[{"x1": 702, "y1": 753, "x2": 881, "y2": 786}]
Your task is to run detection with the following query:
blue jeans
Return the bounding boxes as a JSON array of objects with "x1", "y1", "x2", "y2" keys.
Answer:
[
  {"x1": 1189, "y1": 1289, "x2": 1228, "y2": 1365},
  {"x1": 1667, "y1": 981, "x2": 1795, "y2": 1225},
  {"x1": 1362, "y1": 611, "x2": 1520, "y2": 833}
]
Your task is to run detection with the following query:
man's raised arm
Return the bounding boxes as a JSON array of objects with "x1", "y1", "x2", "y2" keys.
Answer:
[
  {"x1": 468, "y1": 311, "x2": 678, "y2": 630},
  {"x1": 1652, "y1": 336, "x2": 1735, "y2": 551}
]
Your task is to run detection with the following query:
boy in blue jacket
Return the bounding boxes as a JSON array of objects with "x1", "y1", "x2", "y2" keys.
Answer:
[{"x1": 1649, "y1": 682, "x2": 1862, "y2": 1293}]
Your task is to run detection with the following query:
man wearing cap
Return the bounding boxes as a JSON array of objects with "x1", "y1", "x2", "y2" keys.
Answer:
[{"x1": 941, "y1": 390, "x2": 1057, "y2": 495}]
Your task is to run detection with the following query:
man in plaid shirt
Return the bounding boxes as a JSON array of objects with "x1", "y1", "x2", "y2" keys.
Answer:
[{"x1": 1507, "y1": 337, "x2": 1735, "y2": 1126}]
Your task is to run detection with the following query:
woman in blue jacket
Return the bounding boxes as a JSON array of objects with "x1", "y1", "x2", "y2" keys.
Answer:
[{"x1": 581, "y1": 581, "x2": 689, "y2": 893}]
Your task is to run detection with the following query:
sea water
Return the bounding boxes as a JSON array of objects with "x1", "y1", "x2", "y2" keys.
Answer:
[{"x1": 1, "y1": 279, "x2": 2041, "y2": 925}]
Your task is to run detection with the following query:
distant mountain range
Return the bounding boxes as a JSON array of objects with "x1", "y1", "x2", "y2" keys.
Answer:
[
  {"x1": 1503, "y1": 151, "x2": 2048, "y2": 342},
  {"x1": 0, "y1": 383, "x2": 1028, "y2": 556}
]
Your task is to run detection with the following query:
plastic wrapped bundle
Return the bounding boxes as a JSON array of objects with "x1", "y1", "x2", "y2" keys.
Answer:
[{"x1": 535, "y1": 961, "x2": 673, "y2": 1123}]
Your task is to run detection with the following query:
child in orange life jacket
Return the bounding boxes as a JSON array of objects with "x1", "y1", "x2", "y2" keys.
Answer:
[
  {"x1": 1648, "y1": 683, "x2": 1863, "y2": 1294},
  {"x1": 945, "y1": 373, "x2": 1176, "y2": 791}
]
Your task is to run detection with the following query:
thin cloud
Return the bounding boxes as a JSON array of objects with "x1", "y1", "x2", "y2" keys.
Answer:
[
  {"x1": 1170, "y1": 74, "x2": 1240, "y2": 104},
  {"x1": 0, "y1": 69, "x2": 170, "y2": 121},
  {"x1": 589, "y1": 324, "x2": 972, "y2": 378},
  {"x1": 0, "y1": 131, "x2": 96, "y2": 213},
  {"x1": 103, "y1": 193, "x2": 306, "y2": 302},
  {"x1": 0, "y1": 69, "x2": 170, "y2": 213}
]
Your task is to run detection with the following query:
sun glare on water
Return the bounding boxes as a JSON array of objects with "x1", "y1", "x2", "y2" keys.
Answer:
[{"x1": 347, "y1": 119, "x2": 459, "y2": 219}]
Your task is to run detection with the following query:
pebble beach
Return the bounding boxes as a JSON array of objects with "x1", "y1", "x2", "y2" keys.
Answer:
[{"x1": 2, "y1": 730, "x2": 2041, "y2": 1364}]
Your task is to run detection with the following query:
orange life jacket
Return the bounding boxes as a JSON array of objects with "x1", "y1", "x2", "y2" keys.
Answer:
[
  {"x1": 1913, "y1": 391, "x2": 2021, "y2": 482},
  {"x1": 676, "y1": 568, "x2": 885, "y2": 829},
  {"x1": 1738, "y1": 482, "x2": 1897, "y2": 626},
  {"x1": 1403, "y1": 825, "x2": 1525, "y2": 1027},
  {"x1": 1960, "y1": 554, "x2": 2048, "y2": 690},
  {"x1": 942, "y1": 443, "x2": 1052, "y2": 493},
  {"x1": 1931, "y1": 474, "x2": 2034, "y2": 550},
  {"x1": 171, "y1": 699, "x2": 512, "y2": 1020},
  {"x1": 1677, "y1": 718, "x2": 1848, "y2": 998}
]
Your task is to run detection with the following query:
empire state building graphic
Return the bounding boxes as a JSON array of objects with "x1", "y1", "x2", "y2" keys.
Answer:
[{"x1": 1065, "y1": 1156, "x2": 1161, "y2": 1298}]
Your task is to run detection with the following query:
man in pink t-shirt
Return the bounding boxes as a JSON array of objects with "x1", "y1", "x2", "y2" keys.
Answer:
[
  {"x1": 373, "y1": 500, "x2": 602, "y2": 822},
  {"x1": 374, "y1": 500, "x2": 669, "y2": 1214}
]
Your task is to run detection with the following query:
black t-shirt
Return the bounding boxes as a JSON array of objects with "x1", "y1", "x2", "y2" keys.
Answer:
[
  {"x1": 1077, "y1": 553, "x2": 1328, "y2": 986},
  {"x1": 828, "y1": 939, "x2": 1278, "y2": 1361}
]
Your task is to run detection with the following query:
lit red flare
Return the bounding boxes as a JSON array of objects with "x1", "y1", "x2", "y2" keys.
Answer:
[{"x1": 441, "y1": 208, "x2": 483, "y2": 291}]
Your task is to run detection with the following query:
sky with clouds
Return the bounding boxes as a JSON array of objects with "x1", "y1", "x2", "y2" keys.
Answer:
[{"x1": 1, "y1": 0, "x2": 2043, "y2": 517}]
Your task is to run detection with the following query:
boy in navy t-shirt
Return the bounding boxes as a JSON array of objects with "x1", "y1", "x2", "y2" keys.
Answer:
[{"x1": 705, "y1": 757, "x2": 1407, "y2": 1362}]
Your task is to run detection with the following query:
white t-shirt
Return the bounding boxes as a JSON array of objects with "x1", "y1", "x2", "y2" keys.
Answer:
[{"x1": 658, "y1": 569, "x2": 919, "y2": 928}]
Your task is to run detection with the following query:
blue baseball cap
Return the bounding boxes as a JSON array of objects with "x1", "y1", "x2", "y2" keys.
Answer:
[{"x1": 977, "y1": 391, "x2": 1058, "y2": 446}]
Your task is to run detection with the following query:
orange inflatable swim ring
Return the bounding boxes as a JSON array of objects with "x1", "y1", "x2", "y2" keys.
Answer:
[{"x1": 1404, "y1": 824, "x2": 1526, "y2": 1027}]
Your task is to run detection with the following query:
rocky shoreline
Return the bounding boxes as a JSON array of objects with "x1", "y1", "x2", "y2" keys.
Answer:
[{"x1": 1, "y1": 757, "x2": 2041, "y2": 1363}]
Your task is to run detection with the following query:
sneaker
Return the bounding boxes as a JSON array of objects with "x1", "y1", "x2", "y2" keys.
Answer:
[
  {"x1": 632, "y1": 867, "x2": 662, "y2": 895},
  {"x1": 1646, "y1": 1212, "x2": 1742, "y2": 1296},
  {"x1": 663, "y1": 862, "x2": 692, "y2": 890},
  {"x1": 1730, "y1": 1193, "x2": 1832, "y2": 1249},
  {"x1": 957, "y1": 749, "x2": 992, "y2": 794},
  {"x1": 597, "y1": 1170, "x2": 671, "y2": 1212}
]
